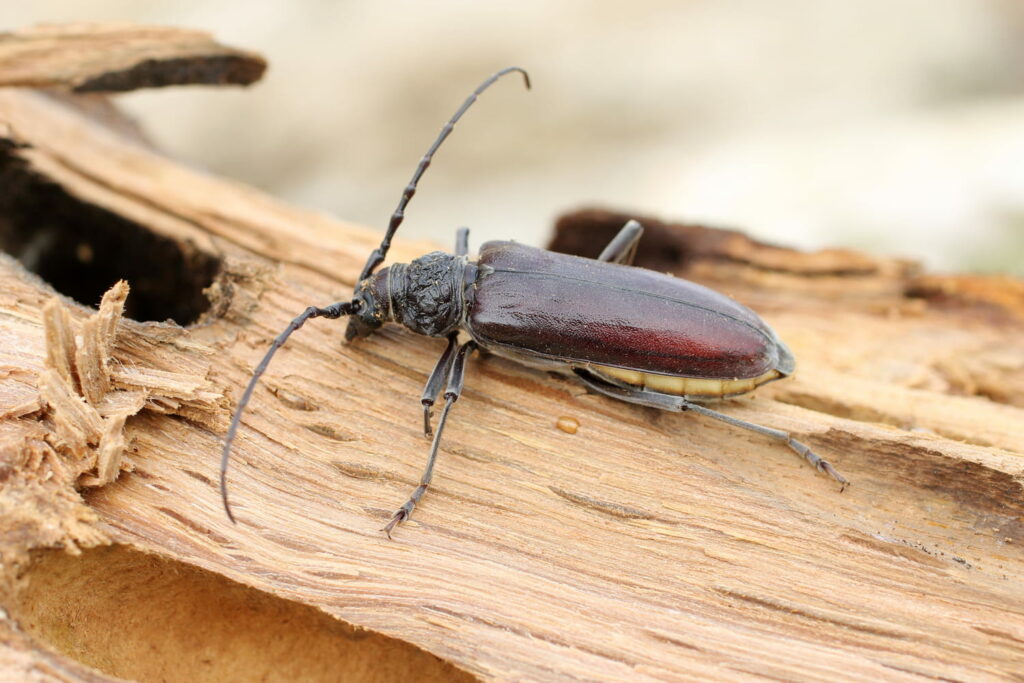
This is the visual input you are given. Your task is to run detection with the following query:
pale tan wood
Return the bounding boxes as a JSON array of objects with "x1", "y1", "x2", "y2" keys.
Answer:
[
  {"x1": 5, "y1": 546, "x2": 474, "y2": 683},
  {"x1": 0, "y1": 607, "x2": 124, "y2": 683},
  {"x1": 0, "y1": 33, "x2": 1023, "y2": 682},
  {"x1": 0, "y1": 23, "x2": 265, "y2": 92}
]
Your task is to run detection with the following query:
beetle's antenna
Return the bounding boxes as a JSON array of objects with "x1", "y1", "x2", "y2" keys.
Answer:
[
  {"x1": 221, "y1": 300, "x2": 359, "y2": 523},
  {"x1": 356, "y1": 66, "x2": 531, "y2": 282}
]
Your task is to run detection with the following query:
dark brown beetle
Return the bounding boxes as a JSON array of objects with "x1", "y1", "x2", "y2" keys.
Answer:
[{"x1": 221, "y1": 67, "x2": 846, "y2": 537}]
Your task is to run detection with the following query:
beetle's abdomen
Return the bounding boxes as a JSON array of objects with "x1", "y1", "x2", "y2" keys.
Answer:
[
  {"x1": 591, "y1": 366, "x2": 782, "y2": 398},
  {"x1": 468, "y1": 242, "x2": 783, "y2": 380}
]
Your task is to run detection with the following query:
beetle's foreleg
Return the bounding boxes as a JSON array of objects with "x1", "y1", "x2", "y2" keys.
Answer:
[
  {"x1": 385, "y1": 340, "x2": 477, "y2": 538},
  {"x1": 421, "y1": 333, "x2": 459, "y2": 437},
  {"x1": 684, "y1": 402, "x2": 848, "y2": 490},
  {"x1": 597, "y1": 219, "x2": 644, "y2": 265}
]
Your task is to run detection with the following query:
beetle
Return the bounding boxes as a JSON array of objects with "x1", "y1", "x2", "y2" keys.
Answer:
[{"x1": 220, "y1": 67, "x2": 847, "y2": 537}]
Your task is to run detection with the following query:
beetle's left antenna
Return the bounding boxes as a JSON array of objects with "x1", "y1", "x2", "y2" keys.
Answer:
[
  {"x1": 355, "y1": 66, "x2": 531, "y2": 283},
  {"x1": 221, "y1": 300, "x2": 358, "y2": 523}
]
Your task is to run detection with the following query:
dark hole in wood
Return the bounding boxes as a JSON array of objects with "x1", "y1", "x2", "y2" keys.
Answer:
[{"x1": 0, "y1": 144, "x2": 219, "y2": 325}]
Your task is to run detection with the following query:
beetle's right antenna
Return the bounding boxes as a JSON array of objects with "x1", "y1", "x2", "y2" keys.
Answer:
[
  {"x1": 221, "y1": 300, "x2": 359, "y2": 523},
  {"x1": 355, "y1": 66, "x2": 531, "y2": 283}
]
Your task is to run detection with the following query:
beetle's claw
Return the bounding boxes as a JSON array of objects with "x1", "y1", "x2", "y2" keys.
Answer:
[
  {"x1": 817, "y1": 457, "x2": 849, "y2": 491},
  {"x1": 382, "y1": 510, "x2": 407, "y2": 539},
  {"x1": 832, "y1": 469, "x2": 850, "y2": 493},
  {"x1": 787, "y1": 437, "x2": 849, "y2": 490},
  {"x1": 383, "y1": 497, "x2": 419, "y2": 539}
]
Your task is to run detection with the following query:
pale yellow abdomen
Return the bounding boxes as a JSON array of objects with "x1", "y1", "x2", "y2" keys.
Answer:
[{"x1": 591, "y1": 365, "x2": 782, "y2": 399}]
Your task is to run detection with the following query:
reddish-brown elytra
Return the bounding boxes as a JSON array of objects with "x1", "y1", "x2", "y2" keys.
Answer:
[{"x1": 220, "y1": 67, "x2": 846, "y2": 538}]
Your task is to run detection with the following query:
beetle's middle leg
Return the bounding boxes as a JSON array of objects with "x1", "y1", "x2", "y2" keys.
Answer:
[
  {"x1": 597, "y1": 219, "x2": 644, "y2": 264},
  {"x1": 455, "y1": 227, "x2": 470, "y2": 256},
  {"x1": 385, "y1": 340, "x2": 477, "y2": 538},
  {"x1": 573, "y1": 369, "x2": 847, "y2": 489}
]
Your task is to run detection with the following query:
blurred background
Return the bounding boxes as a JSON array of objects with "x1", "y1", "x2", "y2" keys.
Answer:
[{"x1": 7, "y1": 1, "x2": 1024, "y2": 273}]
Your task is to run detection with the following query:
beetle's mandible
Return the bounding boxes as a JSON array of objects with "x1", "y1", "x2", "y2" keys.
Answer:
[{"x1": 220, "y1": 67, "x2": 847, "y2": 538}]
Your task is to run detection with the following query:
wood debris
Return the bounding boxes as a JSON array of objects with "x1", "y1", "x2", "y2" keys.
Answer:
[
  {"x1": 38, "y1": 280, "x2": 222, "y2": 487},
  {"x1": 0, "y1": 23, "x2": 266, "y2": 92}
]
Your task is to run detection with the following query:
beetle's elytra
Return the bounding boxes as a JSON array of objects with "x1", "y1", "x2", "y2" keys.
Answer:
[{"x1": 220, "y1": 67, "x2": 847, "y2": 538}]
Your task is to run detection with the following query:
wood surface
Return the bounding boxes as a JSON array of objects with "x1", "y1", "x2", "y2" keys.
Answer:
[
  {"x1": 1, "y1": 22, "x2": 1023, "y2": 683},
  {"x1": 0, "y1": 23, "x2": 265, "y2": 92}
]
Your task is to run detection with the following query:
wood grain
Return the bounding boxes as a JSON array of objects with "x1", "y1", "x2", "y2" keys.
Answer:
[{"x1": 1, "y1": 29, "x2": 1023, "y2": 683}]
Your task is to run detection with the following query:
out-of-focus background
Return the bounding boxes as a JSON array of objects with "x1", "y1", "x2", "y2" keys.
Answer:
[{"x1": 8, "y1": 1, "x2": 1024, "y2": 273}]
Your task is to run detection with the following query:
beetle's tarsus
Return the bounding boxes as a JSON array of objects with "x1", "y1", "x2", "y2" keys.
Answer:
[
  {"x1": 788, "y1": 437, "x2": 848, "y2": 488},
  {"x1": 383, "y1": 487, "x2": 425, "y2": 538},
  {"x1": 822, "y1": 461, "x2": 850, "y2": 491}
]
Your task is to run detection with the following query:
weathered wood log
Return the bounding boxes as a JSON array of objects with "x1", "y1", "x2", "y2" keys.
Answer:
[{"x1": 2, "y1": 23, "x2": 1023, "y2": 683}]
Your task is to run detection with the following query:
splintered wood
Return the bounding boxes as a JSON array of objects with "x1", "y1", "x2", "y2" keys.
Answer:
[
  {"x1": 1, "y1": 22, "x2": 1023, "y2": 683},
  {"x1": 0, "y1": 23, "x2": 265, "y2": 92},
  {"x1": 0, "y1": 273, "x2": 224, "y2": 594},
  {"x1": 36, "y1": 281, "x2": 221, "y2": 488}
]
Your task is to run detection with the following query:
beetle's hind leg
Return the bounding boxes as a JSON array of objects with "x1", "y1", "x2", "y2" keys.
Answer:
[
  {"x1": 572, "y1": 369, "x2": 847, "y2": 489},
  {"x1": 684, "y1": 402, "x2": 848, "y2": 489},
  {"x1": 598, "y1": 219, "x2": 644, "y2": 264},
  {"x1": 385, "y1": 340, "x2": 477, "y2": 538}
]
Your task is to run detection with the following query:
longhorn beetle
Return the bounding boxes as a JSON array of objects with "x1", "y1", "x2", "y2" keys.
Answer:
[{"x1": 220, "y1": 67, "x2": 847, "y2": 538}]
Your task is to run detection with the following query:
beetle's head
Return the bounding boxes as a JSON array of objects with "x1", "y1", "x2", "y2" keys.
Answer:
[
  {"x1": 345, "y1": 267, "x2": 392, "y2": 341},
  {"x1": 345, "y1": 251, "x2": 465, "y2": 341}
]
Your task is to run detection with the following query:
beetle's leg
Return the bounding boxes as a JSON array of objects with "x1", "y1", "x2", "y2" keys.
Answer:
[
  {"x1": 385, "y1": 341, "x2": 477, "y2": 538},
  {"x1": 572, "y1": 369, "x2": 847, "y2": 489},
  {"x1": 455, "y1": 227, "x2": 470, "y2": 256},
  {"x1": 421, "y1": 333, "x2": 460, "y2": 437},
  {"x1": 683, "y1": 402, "x2": 848, "y2": 489},
  {"x1": 597, "y1": 219, "x2": 644, "y2": 265}
]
